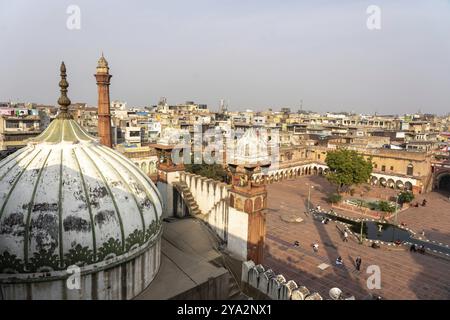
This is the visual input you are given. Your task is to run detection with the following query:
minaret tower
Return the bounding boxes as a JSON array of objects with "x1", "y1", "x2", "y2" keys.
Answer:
[{"x1": 95, "y1": 53, "x2": 113, "y2": 147}]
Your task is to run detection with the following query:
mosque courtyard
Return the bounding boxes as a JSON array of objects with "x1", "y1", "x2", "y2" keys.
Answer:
[{"x1": 264, "y1": 176, "x2": 450, "y2": 300}]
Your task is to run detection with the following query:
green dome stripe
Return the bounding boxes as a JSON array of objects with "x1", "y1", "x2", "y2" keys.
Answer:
[
  {"x1": 80, "y1": 146, "x2": 126, "y2": 252},
  {"x1": 90, "y1": 147, "x2": 146, "y2": 236},
  {"x1": 0, "y1": 149, "x2": 42, "y2": 221},
  {"x1": 24, "y1": 149, "x2": 52, "y2": 265},
  {"x1": 72, "y1": 148, "x2": 97, "y2": 261}
]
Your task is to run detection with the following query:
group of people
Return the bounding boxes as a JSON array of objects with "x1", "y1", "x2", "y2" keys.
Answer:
[
  {"x1": 310, "y1": 240, "x2": 362, "y2": 270},
  {"x1": 335, "y1": 255, "x2": 362, "y2": 271},
  {"x1": 321, "y1": 217, "x2": 330, "y2": 224},
  {"x1": 410, "y1": 243, "x2": 426, "y2": 254},
  {"x1": 411, "y1": 199, "x2": 427, "y2": 208}
]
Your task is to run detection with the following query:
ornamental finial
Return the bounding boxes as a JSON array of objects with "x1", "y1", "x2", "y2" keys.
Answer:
[{"x1": 57, "y1": 61, "x2": 72, "y2": 119}]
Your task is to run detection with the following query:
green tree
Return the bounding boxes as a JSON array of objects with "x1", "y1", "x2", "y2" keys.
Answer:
[
  {"x1": 325, "y1": 149, "x2": 373, "y2": 193},
  {"x1": 185, "y1": 163, "x2": 228, "y2": 183},
  {"x1": 398, "y1": 191, "x2": 414, "y2": 204},
  {"x1": 327, "y1": 193, "x2": 342, "y2": 204},
  {"x1": 377, "y1": 201, "x2": 396, "y2": 213}
]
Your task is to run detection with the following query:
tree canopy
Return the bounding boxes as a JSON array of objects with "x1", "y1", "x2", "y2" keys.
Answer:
[
  {"x1": 325, "y1": 149, "x2": 373, "y2": 193},
  {"x1": 185, "y1": 163, "x2": 228, "y2": 183},
  {"x1": 398, "y1": 190, "x2": 414, "y2": 204}
]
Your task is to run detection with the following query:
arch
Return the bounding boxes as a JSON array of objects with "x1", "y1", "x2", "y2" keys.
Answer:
[
  {"x1": 437, "y1": 173, "x2": 450, "y2": 193},
  {"x1": 318, "y1": 167, "x2": 323, "y2": 175},
  {"x1": 254, "y1": 197, "x2": 262, "y2": 211},
  {"x1": 142, "y1": 162, "x2": 148, "y2": 174},
  {"x1": 379, "y1": 177, "x2": 387, "y2": 187},
  {"x1": 235, "y1": 197, "x2": 243, "y2": 210},
  {"x1": 407, "y1": 164, "x2": 414, "y2": 176},
  {"x1": 404, "y1": 181, "x2": 413, "y2": 191},
  {"x1": 313, "y1": 166, "x2": 318, "y2": 175},
  {"x1": 149, "y1": 161, "x2": 157, "y2": 174},
  {"x1": 244, "y1": 199, "x2": 253, "y2": 214},
  {"x1": 396, "y1": 180, "x2": 404, "y2": 189},
  {"x1": 370, "y1": 176, "x2": 378, "y2": 185},
  {"x1": 230, "y1": 194, "x2": 235, "y2": 207},
  {"x1": 387, "y1": 179, "x2": 395, "y2": 189}
]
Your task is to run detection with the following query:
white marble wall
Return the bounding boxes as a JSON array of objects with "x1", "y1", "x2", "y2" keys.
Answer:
[
  {"x1": 1, "y1": 238, "x2": 161, "y2": 300},
  {"x1": 241, "y1": 260, "x2": 323, "y2": 300},
  {"x1": 227, "y1": 207, "x2": 249, "y2": 260}
]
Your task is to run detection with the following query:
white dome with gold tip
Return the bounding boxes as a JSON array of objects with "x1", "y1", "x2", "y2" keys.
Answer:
[
  {"x1": 234, "y1": 128, "x2": 270, "y2": 165},
  {"x1": 0, "y1": 62, "x2": 163, "y2": 300}
]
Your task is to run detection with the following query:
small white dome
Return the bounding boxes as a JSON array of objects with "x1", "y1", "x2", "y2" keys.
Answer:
[
  {"x1": 329, "y1": 287, "x2": 343, "y2": 300},
  {"x1": 158, "y1": 127, "x2": 189, "y2": 146},
  {"x1": 234, "y1": 128, "x2": 270, "y2": 165}
]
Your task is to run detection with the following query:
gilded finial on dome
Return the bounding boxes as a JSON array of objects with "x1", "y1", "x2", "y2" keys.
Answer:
[
  {"x1": 97, "y1": 53, "x2": 109, "y2": 73},
  {"x1": 57, "y1": 61, "x2": 72, "y2": 119}
]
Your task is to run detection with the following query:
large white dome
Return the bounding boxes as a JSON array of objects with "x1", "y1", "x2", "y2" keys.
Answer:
[
  {"x1": 0, "y1": 118, "x2": 163, "y2": 275},
  {"x1": 0, "y1": 61, "x2": 164, "y2": 300}
]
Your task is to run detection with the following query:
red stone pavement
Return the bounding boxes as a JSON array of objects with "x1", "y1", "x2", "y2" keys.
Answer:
[{"x1": 264, "y1": 176, "x2": 450, "y2": 300}]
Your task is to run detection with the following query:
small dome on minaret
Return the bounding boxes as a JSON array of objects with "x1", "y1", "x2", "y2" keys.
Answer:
[{"x1": 96, "y1": 53, "x2": 109, "y2": 73}]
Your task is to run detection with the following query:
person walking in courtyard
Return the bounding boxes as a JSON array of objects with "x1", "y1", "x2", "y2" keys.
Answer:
[
  {"x1": 343, "y1": 231, "x2": 349, "y2": 242},
  {"x1": 355, "y1": 256, "x2": 362, "y2": 271},
  {"x1": 312, "y1": 241, "x2": 319, "y2": 253}
]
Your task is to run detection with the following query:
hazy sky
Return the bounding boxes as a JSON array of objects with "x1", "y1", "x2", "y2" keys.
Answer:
[{"x1": 1, "y1": 0, "x2": 450, "y2": 114}]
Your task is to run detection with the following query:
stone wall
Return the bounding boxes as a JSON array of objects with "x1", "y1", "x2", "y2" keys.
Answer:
[
  {"x1": 241, "y1": 260, "x2": 323, "y2": 300},
  {"x1": 179, "y1": 172, "x2": 230, "y2": 242},
  {"x1": 175, "y1": 172, "x2": 251, "y2": 260}
]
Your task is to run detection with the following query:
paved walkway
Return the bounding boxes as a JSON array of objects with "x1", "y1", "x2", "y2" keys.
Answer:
[{"x1": 264, "y1": 176, "x2": 450, "y2": 300}]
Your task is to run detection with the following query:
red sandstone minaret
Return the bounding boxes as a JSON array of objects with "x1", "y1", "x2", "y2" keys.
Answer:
[{"x1": 95, "y1": 53, "x2": 112, "y2": 148}]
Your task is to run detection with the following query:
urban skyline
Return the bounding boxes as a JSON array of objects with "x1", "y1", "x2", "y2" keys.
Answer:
[
  {"x1": 1, "y1": 0, "x2": 450, "y2": 114},
  {"x1": 1, "y1": 1, "x2": 450, "y2": 304}
]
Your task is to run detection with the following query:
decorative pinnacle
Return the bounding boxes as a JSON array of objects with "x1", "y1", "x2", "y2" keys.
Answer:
[
  {"x1": 97, "y1": 53, "x2": 109, "y2": 70},
  {"x1": 57, "y1": 61, "x2": 72, "y2": 119}
]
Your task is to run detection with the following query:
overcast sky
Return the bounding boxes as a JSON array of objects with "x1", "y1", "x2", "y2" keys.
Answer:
[{"x1": 1, "y1": 0, "x2": 449, "y2": 114}]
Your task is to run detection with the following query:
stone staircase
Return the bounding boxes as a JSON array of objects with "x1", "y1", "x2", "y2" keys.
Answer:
[
  {"x1": 228, "y1": 275, "x2": 247, "y2": 300},
  {"x1": 174, "y1": 181, "x2": 249, "y2": 299},
  {"x1": 173, "y1": 181, "x2": 203, "y2": 217}
]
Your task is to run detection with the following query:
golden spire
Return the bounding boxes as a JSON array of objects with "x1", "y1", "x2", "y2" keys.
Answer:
[
  {"x1": 97, "y1": 53, "x2": 109, "y2": 73},
  {"x1": 57, "y1": 61, "x2": 72, "y2": 119}
]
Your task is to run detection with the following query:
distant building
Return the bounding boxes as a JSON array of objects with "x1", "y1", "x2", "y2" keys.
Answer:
[
  {"x1": 124, "y1": 126, "x2": 142, "y2": 144},
  {"x1": 0, "y1": 108, "x2": 42, "y2": 152}
]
